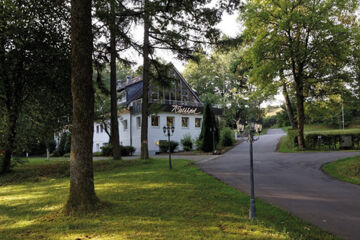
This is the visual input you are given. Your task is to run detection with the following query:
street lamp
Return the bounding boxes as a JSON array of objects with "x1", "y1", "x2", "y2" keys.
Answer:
[
  {"x1": 209, "y1": 126, "x2": 217, "y2": 154},
  {"x1": 163, "y1": 125, "x2": 175, "y2": 169},
  {"x1": 237, "y1": 118, "x2": 262, "y2": 220}
]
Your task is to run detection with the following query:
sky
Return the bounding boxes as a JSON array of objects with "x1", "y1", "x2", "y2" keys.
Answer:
[
  {"x1": 123, "y1": 6, "x2": 284, "y2": 107},
  {"x1": 125, "y1": 9, "x2": 241, "y2": 72}
]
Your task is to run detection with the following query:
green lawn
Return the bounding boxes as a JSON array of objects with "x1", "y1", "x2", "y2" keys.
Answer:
[
  {"x1": 322, "y1": 155, "x2": 360, "y2": 185},
  {"x1": 0, "y1": 158, "x2": 338, "y2": 240}
]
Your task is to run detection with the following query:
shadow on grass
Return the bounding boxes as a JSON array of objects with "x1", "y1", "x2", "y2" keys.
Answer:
[{"x1": 0, "y1": 159, "x2": 337, "y2": 240}]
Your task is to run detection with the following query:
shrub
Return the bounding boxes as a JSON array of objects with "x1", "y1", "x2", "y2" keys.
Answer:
[
  {"x1": 181, "y1": 134, "x2": 193, "y2": 151},
  {"x1": 63, "y1": 153, "x2": 70, "y2": 158},
  {"x1": 195, "y1": 137, "x2": 202, "y2": 150},
  {"x1": 121, "y1": 146, "x2": 136, "y2": 156},
  {"x1": 199, "y1": 101, "x2": 219, "y2": 152},
  {"x1": 101, "y1": 144, "x2": 113, "y2": 156},
  {"x1": 159, "y1": 140, "x2": 179, "y2": 153},
  {"x1": 101, "y1": 144, "x2": 136, "y2": 156},
  {"x1": 220, "y1": 127, "x2": 235, "y2": 147},
  {"x1": 263, "y1": 115, "x2": 277, "y2": 128}
]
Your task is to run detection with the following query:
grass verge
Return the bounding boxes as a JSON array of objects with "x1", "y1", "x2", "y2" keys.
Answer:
[
  {"x1": 322, "y1": 155, "x2": 360, "y2": 185},
  {"x1": 0, "y1": 158, "x2": 337, "y2": 240}
]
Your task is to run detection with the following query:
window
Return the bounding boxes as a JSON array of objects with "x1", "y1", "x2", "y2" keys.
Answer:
[
  {"x1": 96, "y1": 125, "x2": 99, "y2": 133},
  {"x1": 167, "y1": 116, "x2": 174, "y2": 127},
  {"x1": 122, "y1": 120, "x2": 128, "y2": 130},
  {"x1": 96, "y1": 143, "x2": 100, "y2": 152},
  {"x1": 151, "y1": 115, "x2": 159, "y2": 127},
  {"x1": 100, "y1": 124, "x2": 104, "y2": 133},
  {"x1": 137, "y1": 116, "x2": 141, "y2": 128},
  {"x1": 195, "y1": 118, "x2": 201, "y2": 128},
  {"x1": 182, "y1": 117, "x2": 189, "y2": 128}
]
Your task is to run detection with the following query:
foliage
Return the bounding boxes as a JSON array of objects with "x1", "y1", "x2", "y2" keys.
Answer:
[
  {"x1": 101, "y1": 144, "x2": 136, "y2": 157},
  {"x1": 0, "y1": 0, "x2": 72, "y2": 173},
  {"x1": 279, "y1": 128, "x2": 360, "y2": 152},
  {"x1": 220, "y1": 127, "x2": 235, "y2": 147},
  {"x1": 240, "y1": 0, "x2": 360, "y2": 148},
  {"x1": 24, "y1": 140, "x2": 56, "y2": 156},
  {"x1": 183, "y1": 51, "x2": 266, "y2": 128},
  {"x1": 159, "y1": 141, "x2": 179, "y2": 153},
  {"x1": 0, "y1": 158, "x2": 339, "y2": 240},
  {"x1": 263, "y1": 115, "x2": 277, "y2": 129},
  {"x1": 322, "y1": 156, "x2": 360, "y2": 186},
  {"x1": 181, "y1": 134, "x2": 193, "y2": 152},
  {"x1": 276, "y1": 108, "x2": 291, "y2": 128},
  {"x1": 199, "y1": 102, "x2": 219, "y2": 152}
]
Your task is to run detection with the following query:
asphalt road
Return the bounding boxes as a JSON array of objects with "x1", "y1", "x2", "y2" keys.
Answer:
[{"x1": 198, "y1": 129, "x2": 360, "y2": 240}]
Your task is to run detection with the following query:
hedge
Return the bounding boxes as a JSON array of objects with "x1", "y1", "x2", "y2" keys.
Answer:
[
  {"x1": 159, "y1": 140, "x2": 179, "y2": 153},
  {"x1": 101, "y1": 144, "x2": 136, "y2": 156},
  {"x1": 290, "y1": 132, "x2": 360, "y2": 150}
]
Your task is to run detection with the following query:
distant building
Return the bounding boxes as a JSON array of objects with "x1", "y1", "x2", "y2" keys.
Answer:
[{"x1": 93, "y1": 66, "x2": 222, "y2": 154}]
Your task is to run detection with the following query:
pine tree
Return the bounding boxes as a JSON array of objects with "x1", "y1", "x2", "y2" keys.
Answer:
[
  {"x1": 65, "y1": 0, "x2": 99, "y2": 213},
  {"x1": 199, "y1": 102, "x2": 219, "y2": 152}
]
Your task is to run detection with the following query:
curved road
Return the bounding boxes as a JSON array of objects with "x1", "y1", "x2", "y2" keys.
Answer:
[{"x1": 198, "y1": 129, "x2": 360, "y2": 240}]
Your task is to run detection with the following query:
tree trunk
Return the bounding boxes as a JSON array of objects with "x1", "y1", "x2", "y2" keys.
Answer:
[
  {"x1": 140, "y1": 0, "x2": 150, "y2": 159},
  {"x1": 110, "y1": 0, "x2": 121, "y2": 160},
  {"x1": 66, "y1": 0, "x2": 99, "y2": 213},
  {"x1": 282, "y1": 82, "x2": 296, "y2": 129},
  {"x1": 295, "y1": 78, "x2": 305, "y2": 149},
  {"x1": 46, "y1": 148, "x2": 50, "y2": 161},
  {"x1": 1, "y1": 94, "x2": 19, "y2": 174}
]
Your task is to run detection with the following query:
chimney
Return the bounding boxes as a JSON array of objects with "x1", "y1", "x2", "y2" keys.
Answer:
[{"x1": 126, "y1": 76, "x2": 131, "y2": 84}]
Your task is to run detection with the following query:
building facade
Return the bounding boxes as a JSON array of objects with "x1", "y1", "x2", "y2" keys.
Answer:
[{"x1": 93, "y1": 66, "x2": 221, "y2": 154}]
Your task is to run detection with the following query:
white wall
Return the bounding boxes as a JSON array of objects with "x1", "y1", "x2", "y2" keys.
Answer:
[{"x1": 93, "y1": 112, "x2": 203, "y2": 154}]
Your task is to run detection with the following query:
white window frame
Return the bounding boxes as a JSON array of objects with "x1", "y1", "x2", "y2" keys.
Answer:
[
  {"x1": 151, "y1": 115, "x2": 160, "y2": 127},
  {"x1": 122, "y1": 120, "x2": 128, "y2": 131},
  {"x1": 195, "y1": 118, "x2": 202, "y2": 128},
  {"x1": 167, "y1": 116, "x2": 175, "y2": 127},
  {"x1": 181, "y1": 117, "x2": 189, "y2": 128},
  {"x1": 136, "y1": 116, "x2": 141, "y2": 128}
]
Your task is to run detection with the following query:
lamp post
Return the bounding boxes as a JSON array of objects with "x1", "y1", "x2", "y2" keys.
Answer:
[
  {"x1": 210, "y1": 127, "x2": 217, "y2": 154},
  {"x1": 236, "y1": 118, "x2": 262, "y2": 220},
  {"x1": 163, "y1": 125, "x2": 175, "y2": 169}
]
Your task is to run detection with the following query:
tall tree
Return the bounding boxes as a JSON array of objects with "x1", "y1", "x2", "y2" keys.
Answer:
[
  {"x1": 93, "y1": 0, "x2": 134, "y2": 160},
  {"x1": 109, "y1": 0, "x2": 122, "y2": 159},
  {"x1": 66, "y1": 0, "x2": 99, "y2": 212},
  {"x1": 136, "y1": 0, "x2": 240, "y2": 159},
  {"x1": 241, "y1": 0, "x2": 359, "y2": 149},
  {"x1": 0, "y1": 0, "x2": 72, "y2": 173}
]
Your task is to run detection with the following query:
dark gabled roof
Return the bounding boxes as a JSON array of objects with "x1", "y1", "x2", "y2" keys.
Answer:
[
  {"x1": 172, "y1": 66, "x2": 202, "y2": 103},
  {"x1": 118, "y1": 65, "x2": 201, "y2": 107},
  {"x1": 120, "y1": 80, "x2": 143, "y2": 106}
]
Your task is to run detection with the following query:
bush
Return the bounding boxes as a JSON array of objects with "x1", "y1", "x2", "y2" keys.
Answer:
[
  {"x1": 121, "y1": 146, "x2": 136, "y2": 156},
  {"x1": 220, "y1": 127, "x2": 235, "y2": 147},
  {"x1": 63, "y1": 153, "x2": 70, "y2": 158},
  {"x1": 101, "y1": 144, "x2": 113, "y2": 156},
  {"x1": 159, "y1": 140, "x2": 179, "y2": 153},
  {"x1": 195, "y1": 137, "x2": 203, "y2": 150},
  {"x1": 181, "y1": 134, "x2": 193, "y2": 151},
  {"x1": 263, "y1": 115, "x2": 277, "y2": 128},
  {"x1": 101, "y1": 144, "x2": 136, "y2": 156}
]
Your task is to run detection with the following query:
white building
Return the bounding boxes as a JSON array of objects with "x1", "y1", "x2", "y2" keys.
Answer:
[{"x1": 93, "y1": 66, "x2": 222, "y2": 154}]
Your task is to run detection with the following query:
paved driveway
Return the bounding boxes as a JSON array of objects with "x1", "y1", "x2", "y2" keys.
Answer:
[{"x1": 198, "y1": 129, "x2": 360, "y2": 240}]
